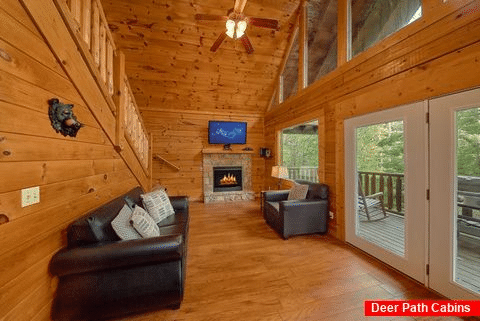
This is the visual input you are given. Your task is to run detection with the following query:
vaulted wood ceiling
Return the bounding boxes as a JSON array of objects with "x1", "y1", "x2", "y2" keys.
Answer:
[{"x1": 101, "y1": 0, "x2": 301, "y2": 115}]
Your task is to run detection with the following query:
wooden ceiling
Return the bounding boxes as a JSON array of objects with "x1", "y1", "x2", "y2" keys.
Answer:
[{"x1": 101, "y1": 0, "x2": 301, "y2": 115}]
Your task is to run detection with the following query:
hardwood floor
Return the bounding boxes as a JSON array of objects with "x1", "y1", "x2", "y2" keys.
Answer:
[{"x1": 115, "y1": 201, "x2": 478, "y2": 321}]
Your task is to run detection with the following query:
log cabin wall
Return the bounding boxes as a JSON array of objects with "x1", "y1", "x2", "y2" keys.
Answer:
[
  {"x1": 0, "y1": 1, "x2": 139, "y2": 319},
  {"x1": 143, "y1": 109, "x2": 265, "y2": 200},
  {"x1": 265, "y1": 1, "x2": 480, "y2": 240}
]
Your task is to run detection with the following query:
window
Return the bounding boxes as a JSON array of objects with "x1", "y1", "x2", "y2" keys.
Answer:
[
  {"x1": 281, "y1": 120, "x2": 319, "y2": 182},
  {"x1": 350, "y1": 0, "x2": 422, "y2": 58},
  {"x1": 307, "y1": 0, "x2": 338, "y2": 85},
  {"x1": 281, "y1": 33, "x2": 299, "y2": 101}
]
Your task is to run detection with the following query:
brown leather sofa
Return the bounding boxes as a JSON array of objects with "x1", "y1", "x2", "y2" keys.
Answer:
[
  {"x1": 49, "y1": 187, "x2": 189, "y2": 320},
  {"x1": 263, "y1": 180, "x2": 329, "y2": 239}
]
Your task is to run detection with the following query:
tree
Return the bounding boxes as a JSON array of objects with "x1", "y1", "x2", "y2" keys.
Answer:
[
  {"x1": 356, "y1": 121, "x2": 404, "y2": 173},
  {"x1": 457, "y1": 108, "x2": 480, "y2": 177},
  {"x1": 282, "y1": 133, "x2": 318, "y2": 167}
]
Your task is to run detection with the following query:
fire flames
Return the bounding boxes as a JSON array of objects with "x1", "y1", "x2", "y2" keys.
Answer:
[{"x1": 220, "y1": 174, "x2": 237, "y2": 185}]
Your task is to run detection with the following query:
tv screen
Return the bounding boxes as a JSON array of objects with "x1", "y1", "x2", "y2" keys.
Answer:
[{"x1": 208, "y1": 121, "x2": 247, "y2": 145}]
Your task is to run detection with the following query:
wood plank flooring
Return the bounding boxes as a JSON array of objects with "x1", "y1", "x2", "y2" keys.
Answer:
[{"x1": 115, "y1": 201, "x2": 478, "y2": 321}]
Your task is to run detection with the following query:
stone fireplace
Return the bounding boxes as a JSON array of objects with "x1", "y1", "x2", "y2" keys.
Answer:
[{"x1": 202, "y1": 150, "x2": 255, "y2": 203}]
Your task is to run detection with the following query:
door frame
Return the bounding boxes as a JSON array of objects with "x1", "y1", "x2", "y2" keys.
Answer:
[
  {"x1": 429, "y1": 87, "x2": 480, "y2": 299},
  {"x1": 344, "y1": 101, "x2": 429, "y2": 284}
]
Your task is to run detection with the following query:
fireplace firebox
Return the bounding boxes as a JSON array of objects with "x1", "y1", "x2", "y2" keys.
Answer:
[{"x1": 213, "y1": 166, "x2": 242, "y2": 192}]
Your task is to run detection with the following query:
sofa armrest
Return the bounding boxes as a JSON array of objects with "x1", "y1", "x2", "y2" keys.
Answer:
[
  {"x1": 50, "y1": 235, "x2": 183, "y2": 277},
  {"x1": 264, "y1": 190, "x2": 290, "y2": 202},
  {"x1": 169, "y1": 196, "x2": 189, "y2": 212}
]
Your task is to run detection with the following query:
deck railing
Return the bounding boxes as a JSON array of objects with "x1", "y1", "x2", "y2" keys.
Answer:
[
  {"x1": 358, "y1": 171, "x2": 405, "y2": 215},
  {"x1": 57, "y1": 0, "x2": 150, "y2": 172},
  {"x1": 287, "y1": 167, "x2": 319, "y2": 183}
]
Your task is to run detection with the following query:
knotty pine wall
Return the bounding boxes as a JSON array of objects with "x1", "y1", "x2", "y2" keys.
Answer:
[
  {"x1": 265, "y1": 0, "x2": 480, "y2": 240},
  {"x1": 140, "y1": 109, "x2": 265, "y2": 200},
  {"x1": 0, "y1": 1, "x2": 138, "y2": 320}
]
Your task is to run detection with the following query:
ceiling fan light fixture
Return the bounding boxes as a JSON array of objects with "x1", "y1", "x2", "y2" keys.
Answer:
[
  {"x1": 236, "y1": 20, "x2": 247, "y2": 38},
  {"x1": 226, "y1": 19, "x2": 236, "y2": 38}
]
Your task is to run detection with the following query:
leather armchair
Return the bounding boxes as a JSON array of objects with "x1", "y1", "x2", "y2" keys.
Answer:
[
  {"x1": 263, "y1": 180, "x2": 329, "y2": 239},
  {"x1": 50, "y1": 187, "x2": 189, "y2": 320}
]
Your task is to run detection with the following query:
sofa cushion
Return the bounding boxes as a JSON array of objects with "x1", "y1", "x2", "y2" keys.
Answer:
[
  {"x1": 141, "y1": 189, "x2": 175, "y2": 223},
  {"x1": 111, "y1": 204, "x2": 141, "y2": 240},
  {"x1": 288, "y1": 184, "x2": 309, "y2": 200},
  {"x1": 158, "y1": 222, "x2": 187, "y2": 237},
  {"x1": 131, "y1": 206, "x2": 160, "y2": 238},
  {"x1": 307, "y1": 184, "x2": 328, "y2": 200},
  {"x1": 157, "y1": 210, "x2": 189, "y2": 228},
  {"x1": 294, "y1": 180, "x2": 329, "y2": 200},
  {"x1": 67, "y1": 187, "x2": 144, "y2": 247},
  {"x1": 87, "y1": 216, "x2": 110, "y2": 242}
]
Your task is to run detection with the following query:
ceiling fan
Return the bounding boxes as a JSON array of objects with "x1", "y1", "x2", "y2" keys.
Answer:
[{"x1": 195, "y1": 0, "x2": 280, "y2": 54}]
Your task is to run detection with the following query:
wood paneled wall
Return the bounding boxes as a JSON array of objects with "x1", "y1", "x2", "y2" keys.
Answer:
[
  {"x1": 141, "y1": 108, "x2": 265, "y2": 200},
  {"x1": 265, "y1": 0, "x2": 480, "y2": 240},
  {"x1": 0, "y1": 1, "x2": 137, "y2": 319}
]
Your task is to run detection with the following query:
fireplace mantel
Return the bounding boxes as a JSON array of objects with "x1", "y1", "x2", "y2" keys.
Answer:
[{"x1": 201, "y1": 149, "x2": 255, "y2": 155}]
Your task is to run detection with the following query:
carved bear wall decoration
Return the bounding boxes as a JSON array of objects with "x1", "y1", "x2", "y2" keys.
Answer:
[{"x1": 48, "y1": 98, "x2": 83, "y2": 137}]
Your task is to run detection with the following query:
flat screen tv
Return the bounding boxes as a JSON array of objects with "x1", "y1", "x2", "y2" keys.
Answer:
[{"x1": 208, "y1": 121, "x2": 247, "y2": 145}]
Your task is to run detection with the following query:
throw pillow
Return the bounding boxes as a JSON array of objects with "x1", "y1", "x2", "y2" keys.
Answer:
[
  {"x1": 130, "y1": 206, "x2": 160, "y2": 238},
  {"x1": 288, "y1": 183, "x2": 309, "y2": 200},
  {"x1": 111, "y1": 204, "x2": 142, "y2": 240},
  {"x1": 141, "y1": 189, "x2": 175, "y2": 224}
]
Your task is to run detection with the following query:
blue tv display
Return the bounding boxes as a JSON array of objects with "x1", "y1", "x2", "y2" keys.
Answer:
[{"x1": 208, "y1": 121, "x2": 247, "y2": 145}]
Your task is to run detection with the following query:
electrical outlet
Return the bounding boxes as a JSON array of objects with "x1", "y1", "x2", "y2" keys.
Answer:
[
  {"x1": 329, "y1": 211, "x2": 334, "y2": 219},
  {"x1": 21, "y1": 186, "x2": 40, "y2": 207}
]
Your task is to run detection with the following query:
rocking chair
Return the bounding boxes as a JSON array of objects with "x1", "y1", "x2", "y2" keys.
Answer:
[{"x1": 358, "y1": 181, "x2": 388, "y2": 222}]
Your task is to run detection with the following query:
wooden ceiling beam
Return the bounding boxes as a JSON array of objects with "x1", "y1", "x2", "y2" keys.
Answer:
[
  {"x1": 298, "y1": 0, "x2": 307, "y2": 92},
  {"x1": 266, "y1": 4, "x2": 301, "y2": 112}
]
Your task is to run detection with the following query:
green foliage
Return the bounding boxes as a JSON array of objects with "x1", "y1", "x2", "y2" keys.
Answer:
[
  {"x1": 356, "y1": 121, "x2": 404, "y2": 173},
  {"x1": 281, "y1": 133, "x2": 318, "y2": 167},
  {"x1": 457, "y1": 108, "x2": 480, "y2": 177}
]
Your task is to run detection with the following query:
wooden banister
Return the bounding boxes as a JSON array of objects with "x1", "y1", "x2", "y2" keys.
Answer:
[{"x1": 50, "y1": 0, "x2": 151, "y2": 185}]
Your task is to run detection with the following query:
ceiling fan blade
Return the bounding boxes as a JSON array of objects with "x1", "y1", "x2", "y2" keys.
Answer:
[
  {"x1": 248, "y1": 17, "x2": 279, "y2": 30},
  {"x1": 240, "y1": 34, "x2": 254, "y2": 54},
  {"x1": 210, "y1": 32, "x2": 227, "y2": 52},
  {"x1": 234, "y1": 0, "x2": 248, "y2": 13},
  {"x1": 195, "y1": 14, "x2": 227, "y2": 21}
]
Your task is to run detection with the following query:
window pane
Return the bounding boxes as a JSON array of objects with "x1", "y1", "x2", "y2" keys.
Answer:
[
  {"x1": 282, "y1": 33, "x2": 299, "y2": 101},
  {"x1": 281, "y1": 120, "x2": 319, "y2": 182},
  {"x1": 307, "y1": 0, "x2": 338, "y2": 85},
  {"x1": 356, "y1": 120, "x2": 405, "y2": 257},
  {"x1": 455, "y1": 107, "x2": 480, "y2": 293},
  {"x1": 350, "y1": 0, "x2": 422, "y2": 58}
]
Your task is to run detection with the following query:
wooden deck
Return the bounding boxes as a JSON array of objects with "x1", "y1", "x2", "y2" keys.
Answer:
[
  {"x1": 358, "y1": 213, "x2": 480, "y2": 293},
  {"x1": 358, "y1": 214, "x2": 405, "y2": 256}
]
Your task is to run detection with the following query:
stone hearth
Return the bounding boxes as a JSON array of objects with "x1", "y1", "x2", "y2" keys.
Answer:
[{"x1": 202, "y1": 150, "x2": 255, "y2": 203}]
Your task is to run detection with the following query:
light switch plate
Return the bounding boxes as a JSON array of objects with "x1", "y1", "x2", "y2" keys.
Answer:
[{"x1": 21, "y1": 186, "x2": 40, "y2": 207}]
